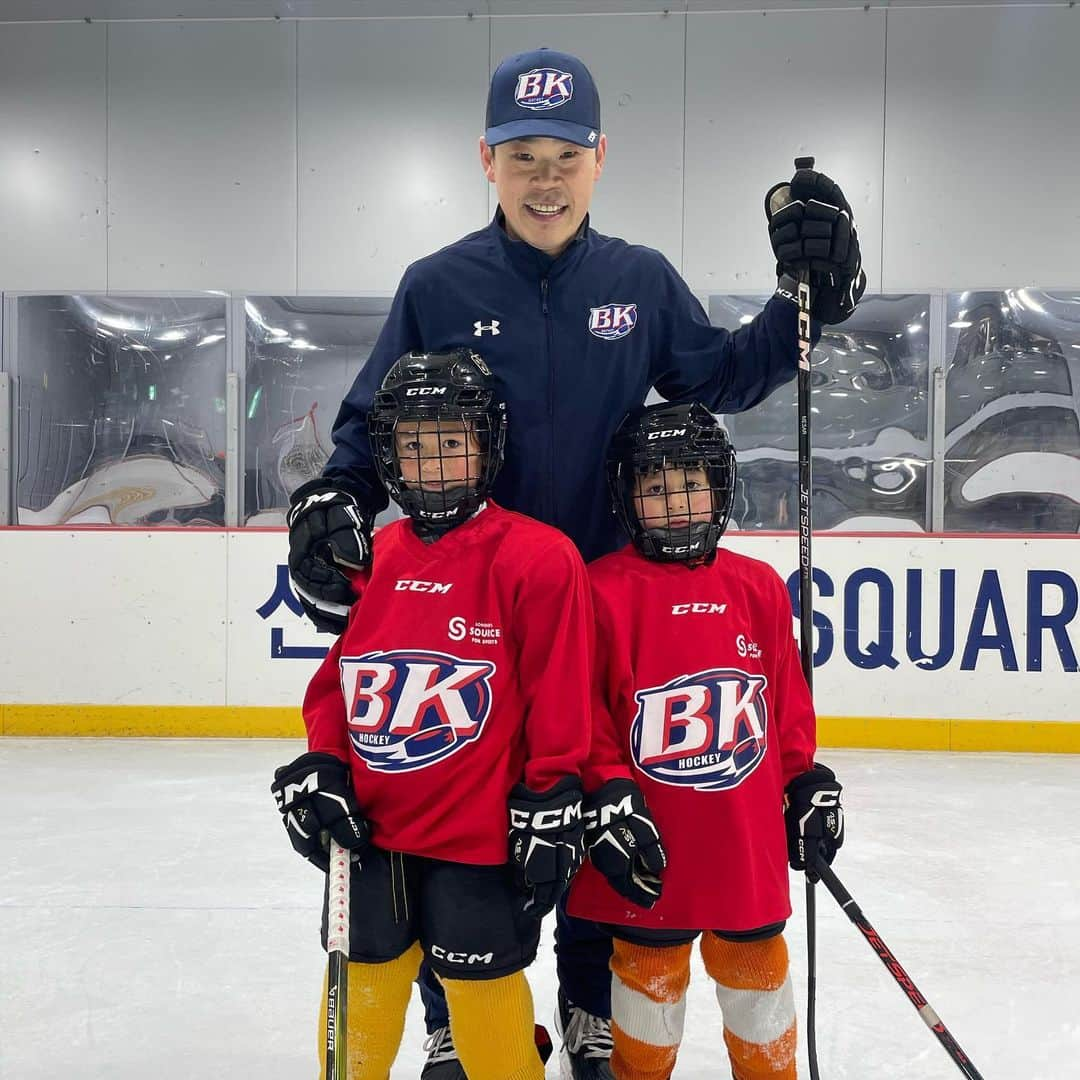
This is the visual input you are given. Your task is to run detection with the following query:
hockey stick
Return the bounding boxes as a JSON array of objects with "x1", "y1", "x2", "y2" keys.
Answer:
[
  {"x1": 790, "y1": 153, "x2": 822, "y2": 1080},
  {"x1": 791, "y1": 163, "x2": 816, "y2": 692},
  {"x1": 797, "y1": 254, "x2": 822, "y2": 1080},
  {"x1": 768, "y1": 153, "x2": 821, "y2": 1078},
  {"x1": 811, "y1": 855, "x2": 986, "y2": 1079},
  {"x1": 325, "y1": 838, "x2": 351, "y2": 1080}
]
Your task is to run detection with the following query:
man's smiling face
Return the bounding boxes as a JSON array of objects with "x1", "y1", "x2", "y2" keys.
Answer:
[{"x1": 480, "y1": 134, "x2": 606, "y2": 257}]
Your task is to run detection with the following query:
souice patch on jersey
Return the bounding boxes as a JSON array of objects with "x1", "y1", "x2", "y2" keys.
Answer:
[
  {"x1": 447, "y1": 616, "x2": 502, "y2": 646},
  {"x1": 340, "y1": 649, "x2": 496, "y2": 773},
  {"x1": 735, "y1": 634, "x2": 763, "y2": 660},
  {"x1": 515, "y1": 67, "x2": 574, "y2": 110},
  {"x1": 630, "y1": 668, "x2": 769, "y2": 791},
  {"x1": 588, "y1": 303, "x2": 638, "y2": 340}
]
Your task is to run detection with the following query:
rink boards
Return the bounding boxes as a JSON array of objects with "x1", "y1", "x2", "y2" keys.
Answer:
[{"x1": 1, "y1": 528, "x2": 1077, "y2": 751}]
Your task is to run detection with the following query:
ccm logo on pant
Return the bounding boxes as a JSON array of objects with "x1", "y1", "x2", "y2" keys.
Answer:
[{"x1": 430, "y1": 944, "x2": 494, "y2": 966}]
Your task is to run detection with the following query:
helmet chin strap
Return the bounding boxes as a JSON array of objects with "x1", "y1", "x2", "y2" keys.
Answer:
[
  {"x1": 411, "y1": 494, "x2": 488, "y2": 544},
  {"x1": 641, "y1": 521, "x2": 718, "y2": 564}
]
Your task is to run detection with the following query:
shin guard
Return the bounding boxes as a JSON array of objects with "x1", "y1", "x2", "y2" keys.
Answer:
[
  {"x1": 700, "y1": 932, "x2": 797, "y2": 1079},
  {"x1": 442, "y1": 970, "x2": 543, "y2": 1080},
  {"x1": 317, "y1": 941, "x2": 423, "y2": 1080},
  {"x1": 609, "y1": 939, "x2": 692, "y2": 1080}
]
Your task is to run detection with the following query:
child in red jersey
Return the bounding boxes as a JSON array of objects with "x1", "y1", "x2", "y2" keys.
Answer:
[
  {"x1": 271, "y1": 349, "x2": 591, "y2": 1080},
  {"x1": 567, "y1": 401, "x2": 845, "y2": 1080}
]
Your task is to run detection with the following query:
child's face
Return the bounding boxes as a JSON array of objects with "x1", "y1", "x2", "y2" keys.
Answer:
[
  {"x1": 394, "y1": 419, "x2": 483, "y2": 492},
  {"x1": 633, "y1": 465, "x2": 714, "y2": 531}
]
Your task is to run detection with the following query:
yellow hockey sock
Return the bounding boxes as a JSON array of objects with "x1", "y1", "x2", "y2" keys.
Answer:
[
  {"x1": 317, "y1": 941, "x2": 423, "y2": 1080},
  {"x1": 609, "y1": 938, "x2": 692, "y2": 1080},
  {"x1": 441, "y1": 970, "x2": 544, "y2": 1080},
  {"x1": 700, "y1": 932, "x2": 797, "y2": 1079}
]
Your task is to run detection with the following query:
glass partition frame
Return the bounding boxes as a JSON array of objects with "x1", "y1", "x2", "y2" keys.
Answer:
[
  {"x1": 707, "y1": 293, "x2": 932, "y2": 533},
  {"x1": 2, "y1": 288, "x2": 1078, "y2": 535},
  {"x1": 7, "y1": 292, "x2": 229, "y2": 527}
]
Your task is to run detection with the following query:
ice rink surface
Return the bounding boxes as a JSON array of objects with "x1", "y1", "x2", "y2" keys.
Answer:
[{"x1": 2, "y1": 738, "x2": 1078, "y2": 1079}]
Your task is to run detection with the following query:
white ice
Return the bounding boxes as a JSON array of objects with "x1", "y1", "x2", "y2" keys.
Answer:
[{"x1": 2, "y1": 739, "x2": 1078, "y2": 1079}]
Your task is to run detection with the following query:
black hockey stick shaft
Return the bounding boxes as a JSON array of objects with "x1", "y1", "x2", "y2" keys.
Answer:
[
  {"x1": 793, "y1": 154, "x2": 816, "y2": 694},
  {"x1": 326, "y1": 838, "x2": 351, "y2": 1080},
  {"x1": 792, "y1": 153, "x2": 821, "y2": 1080},
  {"x1": 812, "y1": 855, "x2": 986, "y2": 1080}
]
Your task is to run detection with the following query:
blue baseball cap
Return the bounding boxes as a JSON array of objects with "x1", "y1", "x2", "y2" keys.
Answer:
[{"x1": 485, "y1": 48, "x2": 601, "y2": 149}]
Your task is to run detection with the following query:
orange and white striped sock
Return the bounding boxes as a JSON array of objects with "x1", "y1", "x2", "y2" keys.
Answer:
[
  {"x1": 608, "y1": 938, "x2": 692, "y2": 1080},
  {"x1": 700, "y1": 931, "x2": 797, "y2": 1079}
]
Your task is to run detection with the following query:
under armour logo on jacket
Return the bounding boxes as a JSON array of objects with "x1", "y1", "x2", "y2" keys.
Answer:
[{"x1": 474, "y1": 320, "x2": 500, "y2": 337}]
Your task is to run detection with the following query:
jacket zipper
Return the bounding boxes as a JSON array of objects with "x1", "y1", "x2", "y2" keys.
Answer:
[{"x1": 541, "y1": 276, "x2": 555, "y2": 524}]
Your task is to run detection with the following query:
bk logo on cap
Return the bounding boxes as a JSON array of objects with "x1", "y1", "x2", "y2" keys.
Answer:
[
  {"x1": 515, "y1": 67, "x2": 574, "y2": 111},
  {"x1": 588, "y1": 303, "x2": 638, "y2": 340}
]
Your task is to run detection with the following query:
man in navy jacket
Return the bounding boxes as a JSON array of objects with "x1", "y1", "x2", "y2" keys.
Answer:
[{"x1": 286, "y1": 47, "x2": 865, "y2": 1080}]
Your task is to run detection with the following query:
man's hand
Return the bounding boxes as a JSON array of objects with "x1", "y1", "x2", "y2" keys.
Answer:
[
  {"x1": 766, "y1": 166, "x2": 866, "y2": 324},
  {"x1": 286, "y1": 478, "x2": 373, "y2": 635}
]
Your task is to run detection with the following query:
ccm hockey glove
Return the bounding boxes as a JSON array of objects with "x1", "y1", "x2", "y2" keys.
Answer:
[
  {"x1": 584, "y1": 779, "x2": 667, "y2": 909},
  {"x1": 286, "y1": 478, "x2": 373, "y2": 635},
  {"x1": 765, "y1": 166, "x2": 867, "y2": 325},
  {"x1": 785, "y1": 763, "x2": 844, "y2": 881},
  {"x1": 271, "y1": 751, "x2": 370, "y2": 872},
  {"x1": 508, "y1": 776, "x2": 584, "y2": 917}
]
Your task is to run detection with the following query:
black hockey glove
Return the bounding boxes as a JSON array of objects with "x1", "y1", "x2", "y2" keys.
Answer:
[
  {"x1": 785, "y1": 763, "x2": 844, "y2": 882},
  {"x1": 584, "y1": 779, "x2": 667, "y2": 910},
  {"x1": 765, "y1": 166, "x2": 867, "y2": 325},
  {"x1": 286, "y1": 477, "x2": 373, "y2": 635},
  {"x1": 271, "y1": 751, "x2": 370, "y2": 872},
  {"x1": 508, "y1": 776, "x2": 585, "y2": 917}
]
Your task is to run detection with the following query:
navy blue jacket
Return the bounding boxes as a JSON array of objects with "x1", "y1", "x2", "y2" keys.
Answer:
[{"x1": 325, "y1": 212, "x2": 815, "y2": 562}]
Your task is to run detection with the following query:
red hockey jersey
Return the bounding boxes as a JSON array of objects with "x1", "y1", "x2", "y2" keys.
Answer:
[
  {"x1": 568, "y1": 543, "x2": 816, "y2": 932},
  {"x1": 302, "y1": 502, "x2": 592, "y2": 865}
]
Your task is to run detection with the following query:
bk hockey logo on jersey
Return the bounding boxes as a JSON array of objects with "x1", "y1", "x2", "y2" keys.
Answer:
[
  {"x1": 340, "y1": 649, "x2": 496, "y2": 773},
  {"x1": 588, "y1": 304, "x2": 638, "y2": 340},
  {"x1": 630, "y1": 668, "x2": 769, "y2": 791},
  {"x1": 515, "y1": 68, "x2": 574, "y2": 111}
]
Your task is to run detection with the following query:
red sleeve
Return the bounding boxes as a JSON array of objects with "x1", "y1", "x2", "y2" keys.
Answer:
[
  {"x1": 513, "y1": 538, "x2": 593, "y2": 792},
  {"x1": 302, "y1": 569, "x2": 375, "y2": 761},
  {"x1": 583, "y1": 582, "x2": 635, "y2": 793},
  {"x1": 768, "y1": 570, "x2": 817, "y2": 786},
  {"x1": 301, "y1": 632, "x2": 350, "y2": 762}
]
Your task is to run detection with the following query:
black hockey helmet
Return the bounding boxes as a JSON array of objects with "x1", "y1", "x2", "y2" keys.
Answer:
[
  {"x1": 608, "y1": 401, "x2": 736, "y2": 562},
  {"x1": 369, "y1": 348, "x2": 507, "y2": 528}
]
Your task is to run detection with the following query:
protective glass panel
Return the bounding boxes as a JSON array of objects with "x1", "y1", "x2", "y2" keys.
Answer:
[
  {"x1": 244, "y1": 297, "x2": 393, "y2": 525},
  {"x1": 708, "y1": 295, "x2": 931, "y2": 532},
  {"x1": 14, "y1": 295, "x2": 227, "y2": 525},
  {"x1": 944, "y1": 290, "x2": 1080, "y2": 533}
]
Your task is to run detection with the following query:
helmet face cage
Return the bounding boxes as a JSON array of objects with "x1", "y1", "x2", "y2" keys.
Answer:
[
  {"x1": 369, "y1": 350, "x2": 507, "y2": 527},
  {"x1": 608, "y1": 404, "x2": 736, "y2": 563}
]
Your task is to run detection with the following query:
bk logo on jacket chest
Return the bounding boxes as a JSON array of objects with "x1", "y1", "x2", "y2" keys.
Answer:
[
  {"x1": 340, "y1": 649, "x2": 496, "y2": 773},
  {"x1": 630, "y1": 669, "x2": 769, "y2": 791},
  {"x1": 588, "y1": 304, "x2": 637, "y2": 340}
]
